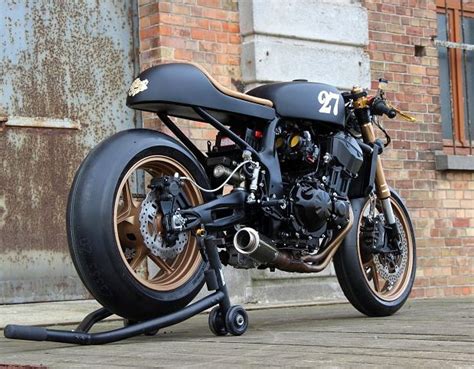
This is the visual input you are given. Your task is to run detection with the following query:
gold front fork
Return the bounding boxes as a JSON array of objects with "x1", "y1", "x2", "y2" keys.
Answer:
[
  {"x1": 360, "y1": 121, "x2": 397, "y2": 225},
  {"x1": 360, "y1": 123, "x2": 390, "y2": 200},
  {"x1": 351, "y1": 84, "x2": 403, "y2": 231},
  {"x1": 352, "y1": 85, "x2": 391, "y2": 201}
]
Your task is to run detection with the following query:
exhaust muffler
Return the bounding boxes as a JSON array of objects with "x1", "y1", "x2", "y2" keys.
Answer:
[
  {"x1": 233, "y1": 227, "x2": 311, "y2": 272},
  {"x1": 233, "y1": 227, "x2": 280, "y2": 265}
]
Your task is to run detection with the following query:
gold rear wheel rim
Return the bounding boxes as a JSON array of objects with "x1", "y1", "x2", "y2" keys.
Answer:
[
  {"x1": 113, "y1": 155, "x2": 203, "y2": 291},
  {"x1": 357, "y1": 198, "x2": 414, "y2": 301}
]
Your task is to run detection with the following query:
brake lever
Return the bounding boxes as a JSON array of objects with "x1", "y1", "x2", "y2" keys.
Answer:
[
  {"x1": 389, "y1": 106, "x2": 417, "y2": 122},
  {"x1": 376, "y1": 78, "x2": 416, "y2": 122}
]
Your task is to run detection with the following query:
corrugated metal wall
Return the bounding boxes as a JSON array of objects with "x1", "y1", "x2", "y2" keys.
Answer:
[{"x1": 0, "y1": 1, "x2": 140, "y2": 303}]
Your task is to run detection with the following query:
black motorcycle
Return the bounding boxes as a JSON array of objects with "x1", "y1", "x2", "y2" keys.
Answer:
[{"x1": 67, "y1": 62, "x2": 416, "y2": 334}]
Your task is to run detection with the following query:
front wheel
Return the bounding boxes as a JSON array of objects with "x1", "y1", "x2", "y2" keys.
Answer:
[
  {"x1": 67, "y1": 129, "x2": 210, "y2": 321},
  {"x1": 334, "y1": 190, "x2": 416, "y2": 316}
]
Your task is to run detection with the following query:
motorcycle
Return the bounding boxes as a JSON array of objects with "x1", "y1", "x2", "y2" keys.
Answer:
[{"x1": 67, "y1": 62, "x2": 416, "y2": 334}]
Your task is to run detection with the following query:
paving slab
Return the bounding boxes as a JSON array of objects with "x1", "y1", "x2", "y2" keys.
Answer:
[
  {"x1": 0, "y1": 298, "x2": 472, "y2": 368},
  {"x1": 0, "y1": 300, "x2": 106, "y2": 329}
]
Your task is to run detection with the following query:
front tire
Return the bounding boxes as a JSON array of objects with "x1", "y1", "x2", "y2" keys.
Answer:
[
  {"x1": 67, "y1": 129, "x2": 210, "y2": 321},
  {"x1": 334, "y1": 190, "x2": 416, "y2": 316}
]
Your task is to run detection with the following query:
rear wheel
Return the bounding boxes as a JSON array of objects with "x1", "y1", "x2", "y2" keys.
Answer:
[
  {"x1": 114, "y1": 155, "x2": 202, "y2": 293},
  {"x1": 334, "y1": 191, "x2": 416, "y2": 316},
  {"x1": 67, "y1": 129, "x2": 210, "y2": 321}
]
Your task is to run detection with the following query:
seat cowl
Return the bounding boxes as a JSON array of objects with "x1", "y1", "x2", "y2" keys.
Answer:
[
  {"x1": 127, "y1": 63, "x2": 275, "y2": 123},
  {"x1": 188, "y1": 62, "x2": 273, "y2": 107}
]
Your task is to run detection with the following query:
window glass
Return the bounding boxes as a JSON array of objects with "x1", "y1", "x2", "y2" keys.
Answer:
[
  {"x1": 437, "y1": 14, "x2": 454, "y2": 139},
  {"x1": 461, "y1": 16, "x2": 474, "y2": 141}
]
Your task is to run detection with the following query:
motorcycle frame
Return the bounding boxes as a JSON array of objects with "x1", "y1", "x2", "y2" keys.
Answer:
[
  {"x1": 159, "y1": 106, "x2": 385, "y2": 231},
  {"x1": 158, "y1": 107, "x2": 289, "y2": 232},
  {"x1": 161, "y1": 107, "x2": 284, "y2": 197}
]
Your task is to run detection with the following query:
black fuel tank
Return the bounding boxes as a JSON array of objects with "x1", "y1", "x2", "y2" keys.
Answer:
[{"x1": 247, "y1": 82, "x2": 345, "y2": 129}]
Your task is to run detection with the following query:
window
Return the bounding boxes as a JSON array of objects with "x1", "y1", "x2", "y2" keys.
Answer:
[{"x1": 436, "y1": 0, "x2": 474, "y2": 154}]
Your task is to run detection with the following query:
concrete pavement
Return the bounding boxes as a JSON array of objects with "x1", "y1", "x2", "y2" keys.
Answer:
[{"x1": 0, "y1": 298, "x2": 472, "y2": 368}]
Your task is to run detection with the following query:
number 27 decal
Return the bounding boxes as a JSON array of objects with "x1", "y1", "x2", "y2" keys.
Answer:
[{"x1": 318, "y1": 90, "x2": 340, "y2": 116}]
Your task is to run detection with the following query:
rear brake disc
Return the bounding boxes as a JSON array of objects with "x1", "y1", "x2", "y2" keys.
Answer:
[{"x1": 139, "y1": 190, "x2": 188, "y2": 259}]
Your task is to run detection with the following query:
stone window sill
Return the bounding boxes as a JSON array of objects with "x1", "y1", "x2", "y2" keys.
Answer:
[{"x1": 435, "y1": 152, "x2": 474, "y2": 171}]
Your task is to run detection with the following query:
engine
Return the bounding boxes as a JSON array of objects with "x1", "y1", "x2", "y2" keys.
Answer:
[
  {"x1": 207, "y1": 121, "x2": 364, "y2": 268},
  {"x1": 276, "y1": 125, "x2": 363, "y2": 249}
]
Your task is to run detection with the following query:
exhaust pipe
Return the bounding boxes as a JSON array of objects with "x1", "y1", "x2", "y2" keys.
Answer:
[
  {"x1": 233, "y1": 227, "x2": 312, "y2": 272},
  {"x1": 233, "y1": 210, "x2": 353, "y2": 273},
  {"x1": 233, "y1": 227, "x2": 280, "y2": 265}
]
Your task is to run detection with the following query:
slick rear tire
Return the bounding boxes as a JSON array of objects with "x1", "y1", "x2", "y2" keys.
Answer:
[
  {"x1": 334, "y1": 190, "x2": 416, "y2": 317},
  {"x1": 67, "y1": 129, "x2": 211, "y2": 321}
]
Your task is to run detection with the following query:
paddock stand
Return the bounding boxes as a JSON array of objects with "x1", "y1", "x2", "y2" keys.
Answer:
[{"x1": 4, "y1": 235, "x2": 248, "y2": 345}]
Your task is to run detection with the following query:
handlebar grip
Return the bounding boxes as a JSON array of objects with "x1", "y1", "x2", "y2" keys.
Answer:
[
  {"x1": 4, "y1": 324, "x2": 48, "y2": 341},
  {"x1": 372, "y1": 99, "x2": 397, "y2": 119}
]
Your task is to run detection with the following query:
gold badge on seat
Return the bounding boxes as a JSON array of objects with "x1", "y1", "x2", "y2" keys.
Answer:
[{"x1": 128, "y1": 78, "x2": 149, "y2": 97}]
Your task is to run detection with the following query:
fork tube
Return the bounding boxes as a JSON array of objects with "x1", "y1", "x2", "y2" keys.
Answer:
[
  {"x1": 360, "y1": 123, "x2": 390, "y2": 200},
  {"x1": 352, "y1": 85, "x2": 399, "y2": 238},
  {"x1": 360, "y1": 122, "x2": 396, "y2": 224}
]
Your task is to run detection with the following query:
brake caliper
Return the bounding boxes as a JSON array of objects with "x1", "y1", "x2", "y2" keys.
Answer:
[
  {"x1": 361, "y1": 214, "x2": 386, "y2": 254},
  {"x1": 138, "y1": 175, "x2": 189, "y2": 259}
]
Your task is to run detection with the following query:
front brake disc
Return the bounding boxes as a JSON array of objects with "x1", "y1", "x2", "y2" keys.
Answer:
[{"x1": 373, "y1": 218, "x2": 408, "y2": 284}]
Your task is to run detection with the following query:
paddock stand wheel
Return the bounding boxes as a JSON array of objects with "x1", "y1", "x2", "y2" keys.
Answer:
[
  {"x1": 224, "y1": 305, "x2": 248, "y2": 336},
  {"x1": 200, "y1": 235, "x2": 249, "y2": 337},
  {"x1": 208, "y1": 306, "x2": 227, "y2": 336}
]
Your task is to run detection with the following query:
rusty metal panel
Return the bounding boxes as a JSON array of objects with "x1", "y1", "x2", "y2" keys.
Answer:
[{"x1": 0, "y1": 1, "x2": 140, "y2": 303}]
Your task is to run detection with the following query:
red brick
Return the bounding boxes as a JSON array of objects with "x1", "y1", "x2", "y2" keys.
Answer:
[
  {"x1": 191, "y1": 28, "x2": 216, "y2": 41},
  {"x1": 197, "y1": 0, "x2": 221, "y2": 8},
  {"x1": 158, "y1": 2, "x2": 171, "y2": 13},
  {"x1": 229, "y1": 33, "x2": 240, "y2": 44},
  {"x1": 202, "y1": 8, "x2": 228, "y2": 20},
  {"x1": 215, "y1": 32, "x2": 229, "y2": 43},
  {"x1": 188, "y1": 17, "x2": 209, "y2": 29},
  {"x1": 160, "y1": 13, "x2": 186, "y2": 26},
  {"x1": 172, "y1": 4, "x2": 190, "y2": 15},
  {"x1": 174, "y1": 49, "x2": 193, "y2": 61},
  {"x1": 223, "y1": 22, "x2": 239, "y2": 33},
  {"x1": 160, "y1": 36, "x2": 186, "y2": 48},
  {"x1": 140, "y1": 3, "x2": 159, "y2": 17},
  {"x1": 140, "y1": 25, "x2": 159, "y2": 40},
  {"x1": 209, "y1": 20, "x2": 223, "y2": 31},
  {"x1": 452, "y1": 218, "x2": 470, "y2": 228}
]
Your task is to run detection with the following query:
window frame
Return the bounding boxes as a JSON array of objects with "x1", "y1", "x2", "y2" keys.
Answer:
[{"x1": 436, "y1": 0, "x2": 474, "y2": 154}]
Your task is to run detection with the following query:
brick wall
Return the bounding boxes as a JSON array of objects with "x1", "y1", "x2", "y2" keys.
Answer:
[
  {"x1": 138, "y1": 0, "x2": 242, "y2": 150},
  {"x1": 364, "y1": 0, "x2": 473, "y2": 297}
]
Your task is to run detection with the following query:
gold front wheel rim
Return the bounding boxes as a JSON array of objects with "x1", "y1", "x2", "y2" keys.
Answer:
[
  {"x1": 113, "y1": 155, "x2": 203, "y2": 292},
  {"x1": 357, "y1": 198, "x2": 414, "y2": 301}
]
